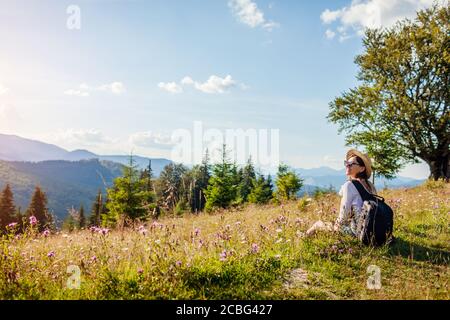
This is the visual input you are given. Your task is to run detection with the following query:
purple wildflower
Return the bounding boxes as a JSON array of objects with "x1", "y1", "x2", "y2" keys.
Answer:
[
  {"x1": 220, "y1": 250, "x2": 228, "y2": 261},
  {"x1": 29, "y1": 215, "x2": 37, "y2": 226},
  {"x1": 7, "y1": 222, "x2": 18, "y2": 228},
  {"x1": 251, "y1": 243, "x2": 259, "y2": 254},
  {"x1": 194, "y1": 228, "x2": 200, "y2": 237},
  {"x1": 47, "y1": 251, "x2": 55, "y2": 258},
  {"x1": 42, "y1": 230, "x2": 50, "y2": 237},
  {"x1": 138, "y1": 225, "x2": 147, "y2": 236},
  {"x1": 176, "y1": 260, "x2": 182, "y2": 267}
]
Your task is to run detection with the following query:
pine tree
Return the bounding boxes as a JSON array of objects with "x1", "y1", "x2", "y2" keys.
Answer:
[
  {"x1": 237, "y1": 157, "x2": 256, "y2": 203},
  {"x1": 106, "y1": 155, "x2": 155, "y2": 225},
  {"x1": 275, "y1": 164, "x2": 303, "y2": 201},
  {"x1": 79, "y1": 205, "x2": 86, "y2": 229},
  {"x1": 186, "y1": 150, "x2": 211, "y2": 213},
  {"x1": 140, "y1": 160, "x2": 154, "y2": 193},
  {"x1": 204, "y1": 144, "x2": 238, "y2": 211},
  {"x1": 248, "y1": 174, "x2": 274, "y2": 204},
  {"x1": 89, "y1": 190, "x2": 104, "y2": 226},
  {"x1": 0, "y1": 184, "x2": 16, "y2": 232},
  {"x1": 62, "y1": 208, "x2": 77, "y2": 232},
  {"x1": 197, "y1": 149, "x2": 211, "y2": 211},
  {"x1": 26, "y1": 186, "x2": 51, "y2": 231},
  {"x1": 15, "y1": 207, "x2": 24, "y2": 233},
  {"x1": 156, "y1": 163, "x2": 187, "y2": 211}
]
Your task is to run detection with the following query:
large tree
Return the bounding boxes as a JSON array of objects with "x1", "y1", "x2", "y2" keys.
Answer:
[{"x1": 328, "y1": 5, "x2": 449, "y2": 181}]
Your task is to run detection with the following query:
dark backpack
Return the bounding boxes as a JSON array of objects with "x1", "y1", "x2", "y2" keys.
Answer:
[{"x1": 351, "y1": 180, "x2": 394, "y2": 246}]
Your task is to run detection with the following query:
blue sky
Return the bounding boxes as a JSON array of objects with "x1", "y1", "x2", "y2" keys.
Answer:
[{"x1": 0, "y1": 0, "x2": 438, "y2": 178}]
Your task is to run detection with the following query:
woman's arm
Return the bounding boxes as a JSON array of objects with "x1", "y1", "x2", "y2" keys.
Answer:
[{"x1": 334, "y1": 182, "x2": 354, "y2": 233}]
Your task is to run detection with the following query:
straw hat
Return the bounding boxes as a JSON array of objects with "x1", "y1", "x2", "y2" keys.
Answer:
[{"x1": 346, "y1": 149, "x2": 372, "y2": 179}]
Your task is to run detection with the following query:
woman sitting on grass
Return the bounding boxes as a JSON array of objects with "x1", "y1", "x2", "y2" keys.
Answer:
[{"x1": 306, "y1": 149, "x2": 377, "y2": 236}]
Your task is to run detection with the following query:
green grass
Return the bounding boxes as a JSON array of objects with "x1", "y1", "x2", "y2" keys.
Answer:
[{"x1": 1, "y1": 181, "x2": 449, "y2": 300}]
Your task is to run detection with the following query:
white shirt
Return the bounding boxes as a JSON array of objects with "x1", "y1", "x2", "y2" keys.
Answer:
[{"x1": 335, "y1": 180, "x2": 377, "y2": 235}]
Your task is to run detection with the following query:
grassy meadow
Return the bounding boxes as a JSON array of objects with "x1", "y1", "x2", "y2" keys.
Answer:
[{"x1": 1, "y1": 180, "x2": 448, "y2": 300}]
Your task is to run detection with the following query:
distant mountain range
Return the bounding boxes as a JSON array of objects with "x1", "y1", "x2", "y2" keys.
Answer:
[
  {"x1": 0, "y1": 159, "x2": 123, "y2": 223},
  {"x1": 0, "y1": 133, "x2": 425, "y2": 221},
  {"x1": 0, "y1": 133, "x2": 172, "y2": 175}
]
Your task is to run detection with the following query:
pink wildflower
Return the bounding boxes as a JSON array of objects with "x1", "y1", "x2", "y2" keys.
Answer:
[
  {"x1": 251, "y1": 243, "x2": 259, "y2": 254},
  {"x1": 29, "y1": 215, "x2": 37, "y2": 226}
]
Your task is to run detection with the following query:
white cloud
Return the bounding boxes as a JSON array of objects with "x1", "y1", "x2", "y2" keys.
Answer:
[
  {"x1": 55, "y1": 128, "x2": 112, "y2": 145},
  {"x1": 193, "y1": 75, "x2": 236, "y2": 94},
  {"x1": 0, "y1": 84, "x2": 10, "y2": 95},
  {"x1": 64, "y1": 81, "x2": 125, "y2": 97},
  {"x1": 79, "y1": 83, "x2": 90, "y2": 91},
  {"x1": 228, "y1": 0, "x2": 279, "y2": 31},
  {"x1": 320, "y1": 0, "x2": 445, "y2": 41},
  {"x1": 98, "y1": 82, "x2": 125, "y2": 95},
  {"x1": 158, "y1": 82, "x2": 183, "y2": 94},
  {"x1": 321, "y1": 9, "x2": 343, "y2": 24},
  {"x1": 159, "y1": 75, "x2": 239, "y2": 94},
  {"x1": 64, "y1": 89, "x2": 90, "y2": 97},
  {"x1": 129, "y1": 131, "x2": 175, "y2": 150},
  {"x1": 325, "y1": 29, "x2": 336, "y2": 39},
  {"x1": 181, "y1": 76, "x2": 194, "y2": 85}
]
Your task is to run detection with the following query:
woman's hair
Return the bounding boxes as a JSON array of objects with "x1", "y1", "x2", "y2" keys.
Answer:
[
  {"x1": 353, "y1": 156, "x2": 368, "y2": 180},
  {"x1": 350, "y1": 155, "x2": 376, "y2": 193}
]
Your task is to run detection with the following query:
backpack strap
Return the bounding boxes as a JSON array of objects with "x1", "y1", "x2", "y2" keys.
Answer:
[{"x1": 351, "y1": 180, "x2": 375, "y2": 202}]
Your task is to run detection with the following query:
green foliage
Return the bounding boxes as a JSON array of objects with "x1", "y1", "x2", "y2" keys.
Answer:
[
  {"x1": 79, "y1": 205, "x2": 86, "y2": 229},
  {"x1": 181, "y1": 152, "x2": 210, "y2": 213},
  {"x1": 62, "y1": 209, "x2": 77, "y2": 232},
  {"x1": 248, "y1": 174, "x2": 274, "y2": 204},
  {"x1": 312, "y1": 185, "x2": 337, "y2": 200},
  {"x1": 105, "y1": 156, "x2": 156, "y2": 225},
  {"x1": 328, "y1": 5, "x2": 450, "y2": 181},
  {"x1": 89, "y1": 190, "x2": 105, "y2": 226},
  {"x1": 424, "y1": 178, "x2": 447, "y2": 190},
  {"x1": 26, "y1": 186, "x2": 54, "y2": 232},
  {"x1": 236, "y1": 157, "x2": 257, "y2": 204},
  {"x1": 297, "y1": 196, "x2": 312, "y2": 212},
  {"x1": 0, "y1": 184, "x2": 16, "y2": 232},
  {"x1": 0, "y1": 159, "x2": 123, "y2": 222},
  {"x1": 155, "y1": 162, "x2": 188, "y2": 212},
  {"x1": 204, "y1": 145, "x2": 238, "y2": 211},
  {"x1": 275, "y1": 164, "x2": 303, "y2": 201},
  {"x1": 0, "y1": 182, "x2": 448, "y2": 299}
]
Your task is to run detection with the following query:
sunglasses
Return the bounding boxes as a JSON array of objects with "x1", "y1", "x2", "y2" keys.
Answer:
[{"x1": 344, "y1": 160, "x2": 360, "y2": 168}]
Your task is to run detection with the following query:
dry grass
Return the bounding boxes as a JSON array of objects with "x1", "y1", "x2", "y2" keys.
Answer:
[{"x1": 1, "y1": 180, "x2": 449, "y2": 299}]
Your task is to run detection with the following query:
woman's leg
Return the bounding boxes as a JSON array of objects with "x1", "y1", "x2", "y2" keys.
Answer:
[{"x1": 306, "y1": 220, "x2": 333, "y2": 236}]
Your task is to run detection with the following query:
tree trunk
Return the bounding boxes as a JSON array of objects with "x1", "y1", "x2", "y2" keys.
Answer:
[{"x1": 426, "y1": 153, "x2": 450, "y2": 181}]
